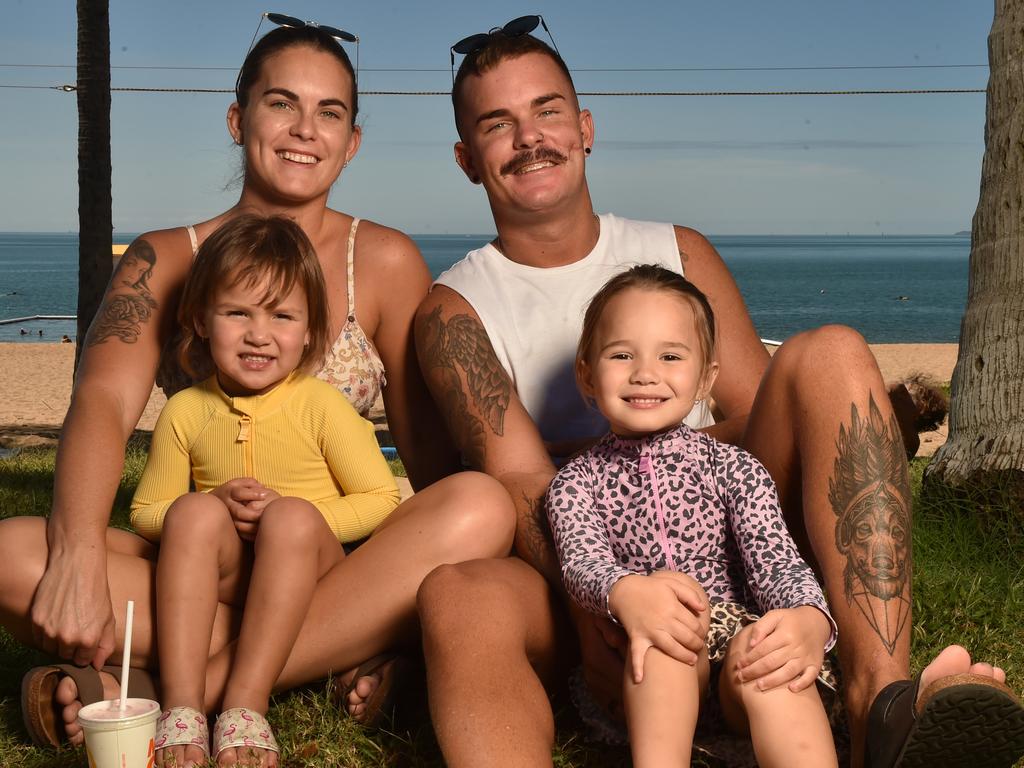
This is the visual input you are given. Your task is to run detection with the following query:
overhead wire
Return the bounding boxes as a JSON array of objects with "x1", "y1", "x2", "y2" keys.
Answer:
[
  {"x1": 0, "y1": 59, "x2": 987, "y2": 96},
  {"x1": 0, "y1": 85, "x2": 988, "y2": 96}
]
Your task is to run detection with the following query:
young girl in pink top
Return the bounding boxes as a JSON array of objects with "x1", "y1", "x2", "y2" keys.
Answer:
[{"x1": 546, "y1": 264, "x2": 839, "y2": 768}]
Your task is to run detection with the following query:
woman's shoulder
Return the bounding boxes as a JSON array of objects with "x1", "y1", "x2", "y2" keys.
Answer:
[{"x1": 344, "y1": 215, "x2": 424, "y2": 268}]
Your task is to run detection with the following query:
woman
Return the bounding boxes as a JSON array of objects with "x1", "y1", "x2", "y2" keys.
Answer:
[{"x1": 0, "y1": 20, "x2": 514, "y2": 755}]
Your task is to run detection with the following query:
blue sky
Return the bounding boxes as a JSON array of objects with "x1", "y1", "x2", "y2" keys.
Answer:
[{"x1": 0, "y1": 1, "x2": 992, "y2": 235}]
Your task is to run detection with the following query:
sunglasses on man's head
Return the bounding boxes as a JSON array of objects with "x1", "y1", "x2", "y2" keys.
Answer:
[
  {"x1": 449, "y1": 14, "x2": 560, "y2": 84},
  {"x1": 237, "y1": 11, "x2": 360, "y2": 94}
]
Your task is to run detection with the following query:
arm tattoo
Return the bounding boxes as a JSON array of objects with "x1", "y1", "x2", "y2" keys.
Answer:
[
  {"x1": 828, "y1": 393, "x2": 911, "y2": 654},
  {"x1": 520, "y1": 491, "x2": 557, "y2": 576},
  {"x1": 86, "y1": 240, "x2": 159, "y2": 346},
  {"x1": 418, "y1": 305, "x2": 512, "y2": 466}
]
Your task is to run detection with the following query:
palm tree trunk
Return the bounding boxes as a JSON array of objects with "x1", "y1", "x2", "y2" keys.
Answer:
[
  {"x1": 75, "y1": 0, "x2": 112, "y2": 372},
  {"x1": 927, "y1": 0, "x2": 1024, "y2": 487}
]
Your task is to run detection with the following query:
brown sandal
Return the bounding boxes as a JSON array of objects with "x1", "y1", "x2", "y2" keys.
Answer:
[
  {"x1": 865, "y1": 672, "x2": 1024, "y2": 768},
  {"x1": 20, "y1": 663, "x2": 158, "y2": 748}
]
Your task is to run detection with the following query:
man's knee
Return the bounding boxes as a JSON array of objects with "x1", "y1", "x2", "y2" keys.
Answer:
[
  {"x1": 780, "y1": 324, "x2": 872, "y2": 369},
  {"x1": 418, "y1": 559, "x2": 548, "y2": 645},
  {"x1": 418, "y1": 560, "x2": 498, "y2": 626}
]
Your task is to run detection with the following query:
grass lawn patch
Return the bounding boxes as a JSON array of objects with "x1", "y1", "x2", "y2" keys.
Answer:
[{"x1": 0, "y1": 448, "x2": 1020, "y2": 766}]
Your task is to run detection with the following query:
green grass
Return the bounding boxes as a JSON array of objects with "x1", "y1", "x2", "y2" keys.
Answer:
[{"x1": 0, "y1": 448, "x2": 1021, "y2": 766}]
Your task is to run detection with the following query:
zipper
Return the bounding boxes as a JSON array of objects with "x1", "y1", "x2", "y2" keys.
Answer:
[
  {"x1": 639, "y1": 451, "x2": 673, "y2": 569},
  {"x1": 237, "y1": 414, "x2": 253, "y2": 476}
]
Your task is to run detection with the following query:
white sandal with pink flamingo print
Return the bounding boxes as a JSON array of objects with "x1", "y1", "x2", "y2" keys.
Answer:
[
  {"x1": 213, "y1": 707, "x2": 280, "y2": 760},
  {"x1": 154, "y1": 706, "x2": 210, "y2": 758}
]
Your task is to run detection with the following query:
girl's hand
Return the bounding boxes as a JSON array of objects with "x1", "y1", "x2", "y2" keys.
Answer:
[
  {"x1": 210, "y1": 478, "x2": 278, "y2": 541},
  {"x1": 733, "y1": 606, "x2": 832, "y2": 692},
  {"x1": 608, "y1": 571, "x2": 708, "y2": 684}
]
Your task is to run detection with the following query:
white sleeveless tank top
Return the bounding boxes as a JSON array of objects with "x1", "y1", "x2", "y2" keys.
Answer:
[{"x1": 434, "y1": 213, "x2": 714, "y2": 453}]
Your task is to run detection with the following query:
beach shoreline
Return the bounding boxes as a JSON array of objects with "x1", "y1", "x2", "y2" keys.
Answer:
[{"x1": 0, "y1": 341, "x2": 959, "y2": 457}]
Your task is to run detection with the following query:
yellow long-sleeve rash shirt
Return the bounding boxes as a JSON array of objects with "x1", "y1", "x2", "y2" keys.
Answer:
[{"x1": 130, "y1": 372, "x2": 401, "y2": 543}]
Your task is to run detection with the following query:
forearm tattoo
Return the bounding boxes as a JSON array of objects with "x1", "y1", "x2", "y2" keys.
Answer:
[
  {"x1": 520, "y1": 491, "x2": 557, "y2": 576},
  {"x1": 828, "y1": 393, "x2": 911, "y2": 654},
  {"x1": 418, "y1": 305, "x2": 512, "y2": 467},
  {"x1": 86, "y1": 240, "x2": 158, "y2": 346}
]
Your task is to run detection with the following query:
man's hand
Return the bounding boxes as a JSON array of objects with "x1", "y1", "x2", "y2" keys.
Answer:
[
  {"x1": 608, "y1": 571, "x2": 708, "y2": 683},
  {"x1": 31, "y1": 544, "x2": 116, "y2": 668},
  {"x1": 733, "y1": 605, "x2": 832, "y2": 692},
  {"x1": 210, "y1": 478, "x2": 278, "y2": 541}
]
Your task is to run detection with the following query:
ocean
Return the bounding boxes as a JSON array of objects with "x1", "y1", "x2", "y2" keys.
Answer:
[{"x1": 0, "y1": 232, "x2": 968, "y2": 344}]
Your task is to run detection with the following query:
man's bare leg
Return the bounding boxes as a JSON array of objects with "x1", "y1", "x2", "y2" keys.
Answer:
[
  {"x1": 741, "y1": 325, "x2": 1006, "y2": 767},
  {"x1": 417, "y1": 557, "x2": 569, "y2": 768}
]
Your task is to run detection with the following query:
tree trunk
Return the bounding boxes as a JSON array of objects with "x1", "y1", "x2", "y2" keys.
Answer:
[
  {"x1": 74, "y1": 0, "x2": 112, "y2": 372},
  {"x1": 927, "y1": 0, "x2": 1024, "y2": 486}
]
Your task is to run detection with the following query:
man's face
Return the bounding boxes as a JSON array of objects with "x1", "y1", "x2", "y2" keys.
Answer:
[{"x1": 454, "y1": 52, "x2": 593, "y2": 218}]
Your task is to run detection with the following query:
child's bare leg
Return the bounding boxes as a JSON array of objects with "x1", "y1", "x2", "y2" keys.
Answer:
[
  {"x1": 719, "y1": 630, "x2": 838, "y2": 768},
  {"x1": 217, "y1": 497, "x2": 342, "y2": 768},
  {"x1": 623, "y1": 645, "x2": 709, "y2": 768},
  {"x1": 157, "y1": 493, "x2": 249, "y2": 768}
]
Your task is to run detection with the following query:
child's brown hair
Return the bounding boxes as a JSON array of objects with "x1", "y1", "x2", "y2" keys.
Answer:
[
  {"x1": 575, "y1": 264, "x2": 717, "y2": 395},
  {"x1": 177, "y1": 214, "x2": 331, "y2": 378}
]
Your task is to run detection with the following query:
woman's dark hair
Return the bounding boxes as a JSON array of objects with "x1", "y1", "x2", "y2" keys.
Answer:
[
  {"x1": 177, "y1": 214, "x2": 332, "y2": 379},
  {"x1": 576, "y1": 264, "x2": 717, "y2": 393},
  {"x1": 235, "y1": 25, "x2": 358, "y2": 125}
]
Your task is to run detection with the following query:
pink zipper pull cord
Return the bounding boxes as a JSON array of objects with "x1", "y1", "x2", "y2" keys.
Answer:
[{"x1": 639, "y1": 449, "x2": 673, "y2": 569}]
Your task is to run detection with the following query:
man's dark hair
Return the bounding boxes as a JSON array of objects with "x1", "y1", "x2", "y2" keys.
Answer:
[{"x1": 452, "y1": 33, "x2": 577, "y2": 138}]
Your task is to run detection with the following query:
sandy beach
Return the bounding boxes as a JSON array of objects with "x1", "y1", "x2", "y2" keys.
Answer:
[{"x1": 0, "y1": 341, "x2": 959, "y2": 457}]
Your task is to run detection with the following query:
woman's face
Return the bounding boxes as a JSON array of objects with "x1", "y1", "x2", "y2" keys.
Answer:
[{"x1": 229, "y1": 44, "x2": 361, "y2": 205}]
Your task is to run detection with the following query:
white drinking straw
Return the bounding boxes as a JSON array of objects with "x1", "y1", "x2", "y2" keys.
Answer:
[{"x1": 119, "y1": 600, "x2": 135, "y2": 711}]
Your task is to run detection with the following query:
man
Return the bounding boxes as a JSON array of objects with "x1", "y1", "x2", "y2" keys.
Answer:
[{"x1": 414, "y1": 28, "x2": 1024, "y2": 768}]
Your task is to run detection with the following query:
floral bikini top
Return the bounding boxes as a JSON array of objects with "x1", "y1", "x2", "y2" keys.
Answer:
[{"x1": 159, "y1": 218, "x2": 386, "y2": 418}]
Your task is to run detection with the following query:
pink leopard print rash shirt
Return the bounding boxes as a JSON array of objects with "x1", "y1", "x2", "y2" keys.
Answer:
[{"x1": 546, "y1": 424, "x2": 837, "y2": 647}]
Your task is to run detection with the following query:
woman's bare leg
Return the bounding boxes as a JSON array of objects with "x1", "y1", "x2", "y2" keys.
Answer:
[
  {"x1": 0, "y1": 471, "x2": 513, "y2": 740},
  {"x1": 202, "y1": 471, "x2": 515, "y2": 707}
]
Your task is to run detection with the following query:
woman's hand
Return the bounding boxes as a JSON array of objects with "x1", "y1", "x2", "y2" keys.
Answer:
[
  {"x1": 608, "y1": 571, "x2": 708, "y2": 684},
  {"x1": 733, "y1": 605, "x2": 832, "y2": 692},
  {"x1": 31, "y1": 544, "x2": 115, "y2": 668},
  {"x1": 210, "y1": 478, "x2": 279, "y2": 541}
]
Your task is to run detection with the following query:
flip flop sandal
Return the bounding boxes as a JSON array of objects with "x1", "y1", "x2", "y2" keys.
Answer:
[
  {"x1": 865, "y1": 672, "x2": 1024, "y2": 768},
  {"x1": 20, "y1": 663, "x2": 158, "y2": 748},
  {"x1": 333, "y1": 653, "x2": 411, "y2": 728},
  {"x1": 155, "y1": 705, "x2": 209, "y2": 758},
  {"x1": 213, "y1": 707, "x2": 279, "y2": 761}
]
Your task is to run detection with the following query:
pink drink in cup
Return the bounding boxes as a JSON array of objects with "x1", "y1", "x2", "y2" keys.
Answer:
[{"x1": 77, "y1": 697, "x2": 159, "y2": 768}]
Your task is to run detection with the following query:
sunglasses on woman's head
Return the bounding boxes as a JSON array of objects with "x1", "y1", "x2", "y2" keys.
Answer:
[
  {"x1": 237, "y1": 11, "x2": 360, "y2": 93},
  {"x1": 449, "y1": 14, "x2": 560, "y2": 85}
]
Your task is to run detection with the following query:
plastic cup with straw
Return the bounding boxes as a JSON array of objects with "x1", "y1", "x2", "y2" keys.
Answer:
[{"x1": 77, "y1": 600, "x2": 161, "y2": 768}]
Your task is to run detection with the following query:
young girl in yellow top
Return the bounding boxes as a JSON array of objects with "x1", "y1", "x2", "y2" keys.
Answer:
[{"x1": 130, "y1": 214, "x2": 400, "y2": 767}]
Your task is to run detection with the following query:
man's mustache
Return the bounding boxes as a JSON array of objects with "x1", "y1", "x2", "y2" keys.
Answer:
[{"x1": 500, "y1": 147, "x2": 569, "y2": 176}]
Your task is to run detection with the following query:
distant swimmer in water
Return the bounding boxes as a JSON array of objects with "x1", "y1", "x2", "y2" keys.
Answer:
[
  {"x1": 19, "y1": 328, "x2": 27, "y2": 335},
  {"x1": 61, "y1": 334, "x2": 73, "y2": 344},
  {"x1": 38, "y1": 329, "x2": 43, "y2": 337},
  {"x1": 896, "y1": 295, "x2": 910, "y2": 301},
  {"x1": 820, "y1": 288, "x2": 826, "y2": 293}
]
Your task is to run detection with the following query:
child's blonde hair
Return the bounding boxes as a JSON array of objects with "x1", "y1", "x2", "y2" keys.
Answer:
[
  {"x1": 177, "y1": 214, "x2": 331, "y2": 379},
  {"x1": 575, "y1": 264, "x2": 717, "y2": 394}
]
